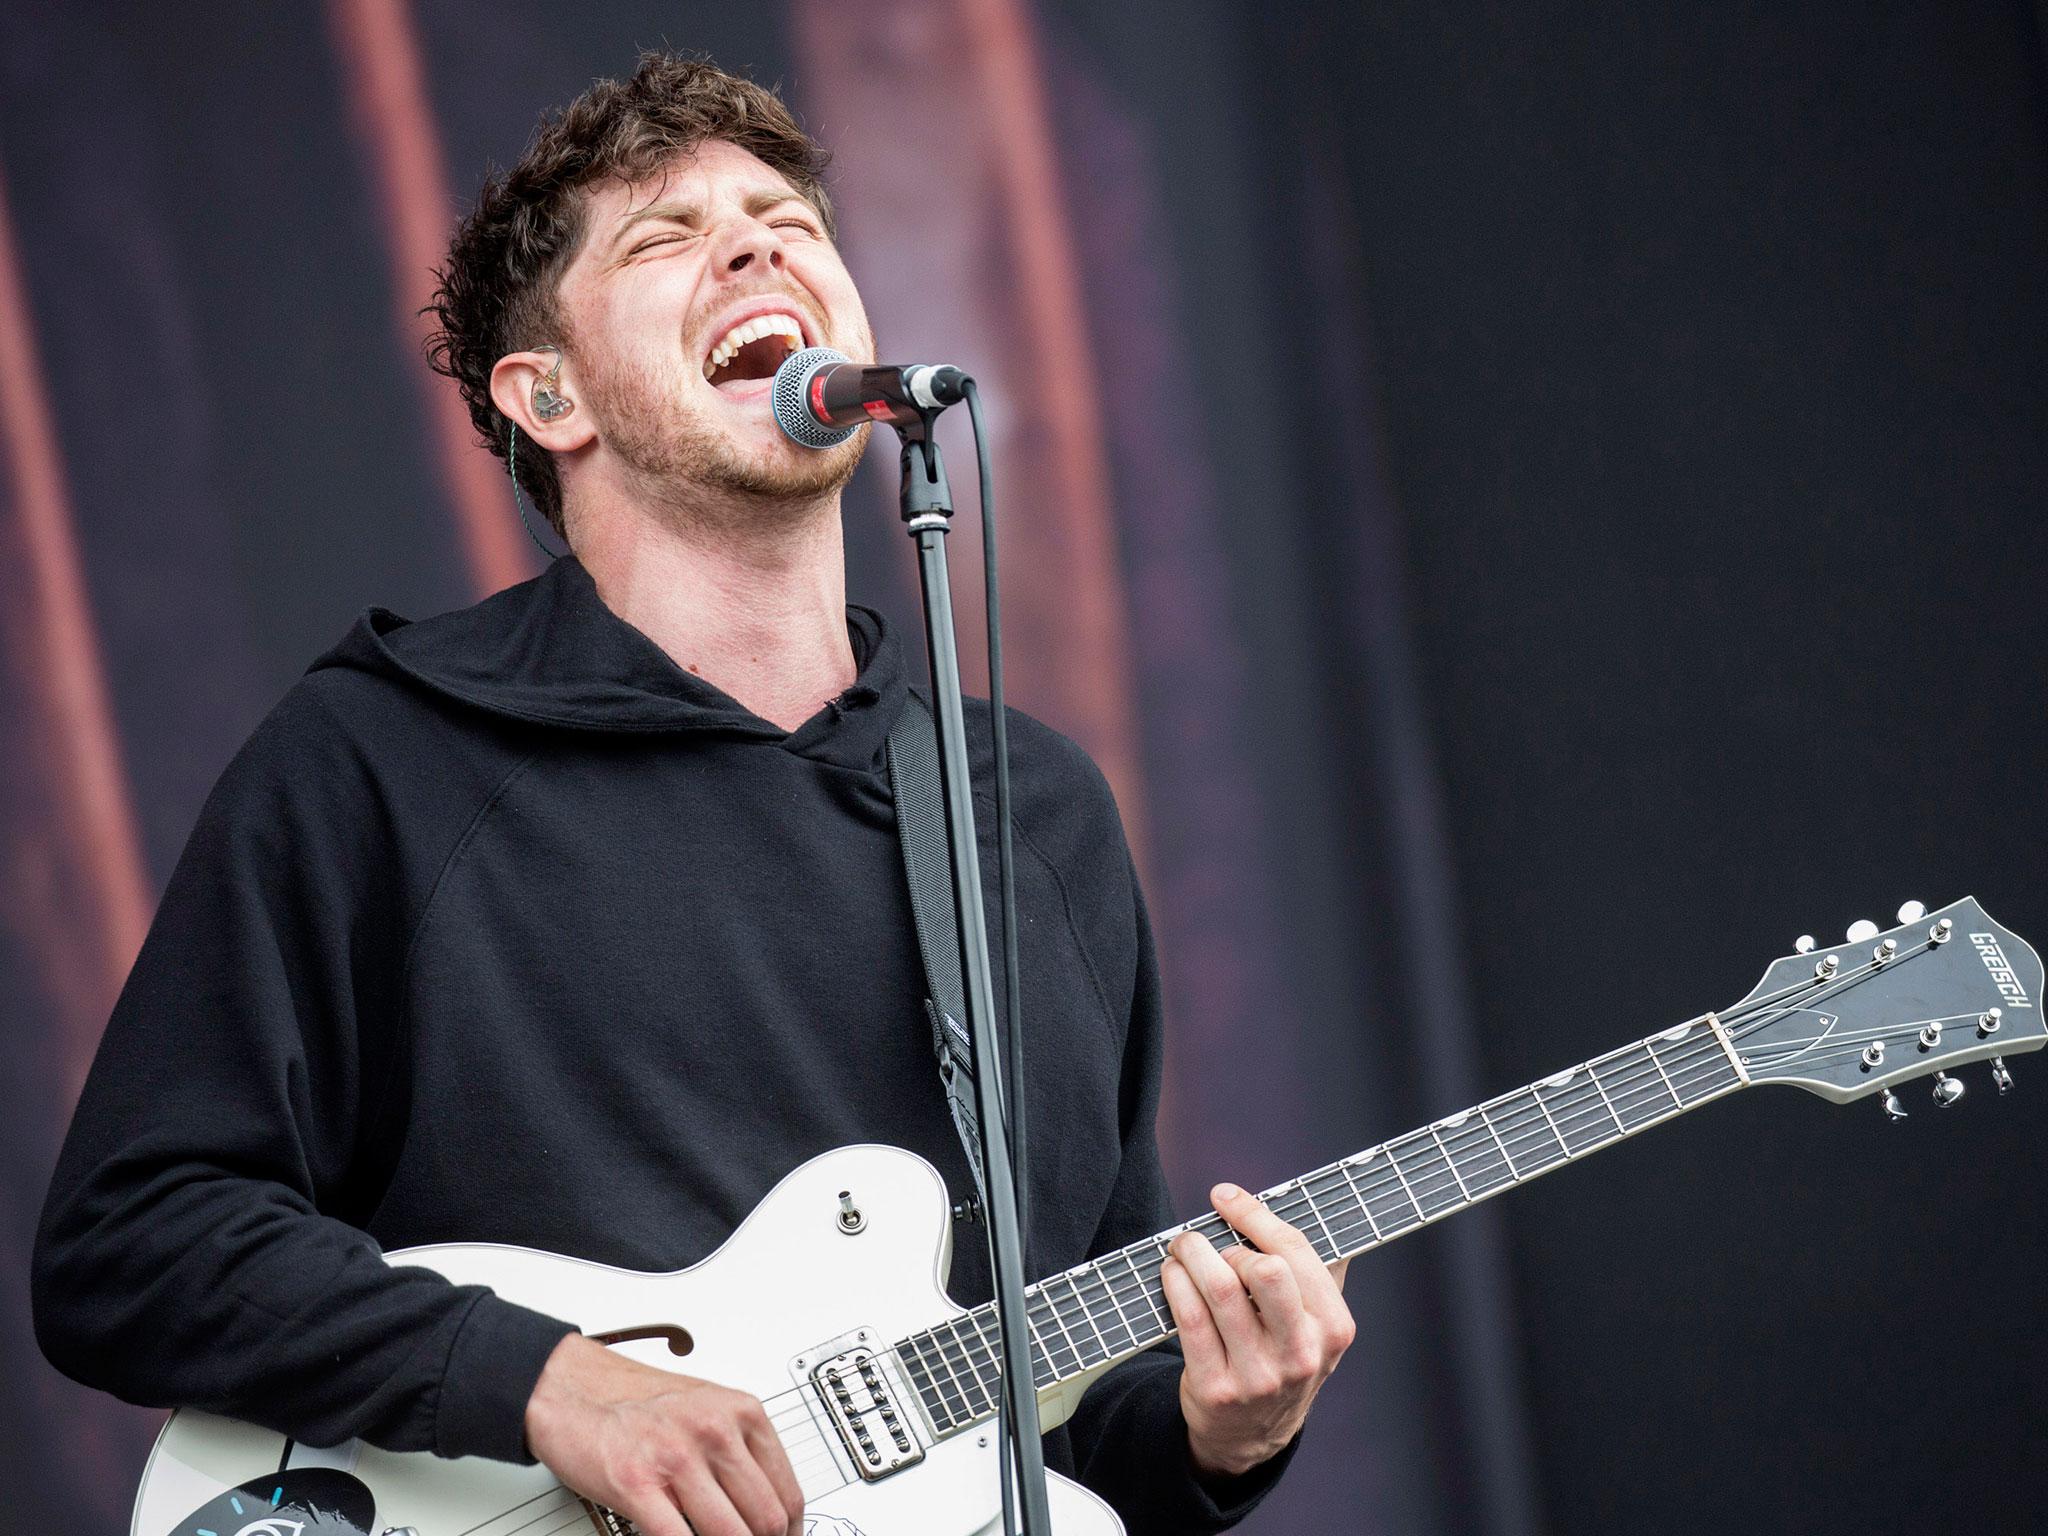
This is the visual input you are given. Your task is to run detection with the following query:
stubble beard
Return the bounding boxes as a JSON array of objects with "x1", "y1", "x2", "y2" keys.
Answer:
[{"x1": 583, "y1": 343, "x2": 870, "y2": 534}]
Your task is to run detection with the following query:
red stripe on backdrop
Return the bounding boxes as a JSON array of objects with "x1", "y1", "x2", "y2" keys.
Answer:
[
  {"x1": 789, "y1": 0, "x2": 1150, "y2": 863},
  {"x1": 0, "y1": 150, "x2": 153, "y2": 1100},
  {"x1": 324, "y1": 0, "x2": 539, "y2": 598}
]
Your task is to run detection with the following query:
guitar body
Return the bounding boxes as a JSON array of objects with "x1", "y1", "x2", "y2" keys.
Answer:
[{"x1": 132, "y1": 1145, "x2": 1123, "y2": 1536}]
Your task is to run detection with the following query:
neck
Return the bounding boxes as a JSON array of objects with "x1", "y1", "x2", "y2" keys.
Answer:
[
  {"x1": 568, "y1": 491, "x2": 858, "y2": 732},
  {"x1": 893, "y1": 1014, "x2": 1752, "y2": 1436}
]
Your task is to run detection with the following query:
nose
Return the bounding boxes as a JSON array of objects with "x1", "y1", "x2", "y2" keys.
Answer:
[{"x1": 715, "y1": 216, "x2": 785, "y2": 278}]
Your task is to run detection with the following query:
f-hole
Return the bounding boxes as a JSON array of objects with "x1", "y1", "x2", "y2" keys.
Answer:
[{"x1": 594, "y1": 1324, "x2": 695, "y2": 1357}]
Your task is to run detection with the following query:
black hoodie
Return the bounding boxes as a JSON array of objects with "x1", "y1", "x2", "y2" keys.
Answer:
[{"x1": 33, "y1": 555, "x2": 1290, "y2": 1533}]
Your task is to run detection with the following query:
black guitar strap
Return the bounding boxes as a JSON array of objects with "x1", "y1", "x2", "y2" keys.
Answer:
[{"x1": 886, "y1": 690, "x2": 991, "y2": 1210}]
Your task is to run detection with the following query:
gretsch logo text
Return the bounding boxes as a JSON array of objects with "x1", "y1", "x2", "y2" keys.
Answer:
[{"x1": 1971, "y1": 933, "x2": 2034, "y2": 1010}]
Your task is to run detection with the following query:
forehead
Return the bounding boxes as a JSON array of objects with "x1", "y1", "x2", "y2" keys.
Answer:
[{"x1": 579, "y1": 140, "x2": 804, "y2": 238}]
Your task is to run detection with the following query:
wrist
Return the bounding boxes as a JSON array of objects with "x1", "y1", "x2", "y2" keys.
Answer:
[
  {"x1": 523, "y1": 1331, "x2": 595, "y2": 1458},
  {"x1": 1186, "y1": 1420, "x2": 1284, "y2": 1482}
]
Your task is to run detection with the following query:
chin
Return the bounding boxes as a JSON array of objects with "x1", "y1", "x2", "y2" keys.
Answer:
[{"x1": 705, "y1": 428, "x2": 870, "y2": 504}]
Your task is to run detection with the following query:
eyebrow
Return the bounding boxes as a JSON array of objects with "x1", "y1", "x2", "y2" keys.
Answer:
[{"x1": 608, "y1": 188, "x2": 813, "y2": 252}]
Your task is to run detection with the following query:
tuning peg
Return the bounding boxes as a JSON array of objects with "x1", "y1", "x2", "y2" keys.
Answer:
[
  {"x1": 1881, "y1": 1088, "x2": 1909, "y2": 1121},
  {"x1": 1932, "y1": 1072, "x2": 1965, "y2": 1108},
  {"x1": 1896, "y1": 900, "x2": 1926, "y2": 924},
  {"x1": 1991, "y1": 1057, "x2": 2013, "y2": 1094},
  {"x1": 1846, "y1": 919, "x2": 1880, "y2": 944},
  {"x1": 1794, "y1": 934, "x2": 1816, "y2": 954}
]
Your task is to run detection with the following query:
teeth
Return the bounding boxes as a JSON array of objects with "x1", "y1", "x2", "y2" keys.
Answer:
[{"x1": 703, "y1": 312, "x2": 805, "y2": 377}]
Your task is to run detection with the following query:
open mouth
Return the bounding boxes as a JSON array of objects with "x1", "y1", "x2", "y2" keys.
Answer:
[{"x1": 702, "y1": 311, "x2": 806, "y2": 393}]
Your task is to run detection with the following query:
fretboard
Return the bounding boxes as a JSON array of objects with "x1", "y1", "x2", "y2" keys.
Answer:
[{"x1": 895, "y1": 1015, "x2": 1747, "y2": 1436}]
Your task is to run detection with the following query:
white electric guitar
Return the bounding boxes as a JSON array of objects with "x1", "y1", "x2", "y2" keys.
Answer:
[{"x1": 131, "y1": 898, "x2": 2042, "y2": 1536}]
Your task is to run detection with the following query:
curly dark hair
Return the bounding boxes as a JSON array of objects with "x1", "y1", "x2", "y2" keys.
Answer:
[{"x1": 425, "y1": 52, "x2": 836, "y2": 537}]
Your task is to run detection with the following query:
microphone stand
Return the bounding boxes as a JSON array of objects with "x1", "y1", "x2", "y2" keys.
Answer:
[{"x1": 894, "y1": 407, "x2": 1052, "y2": 1536}]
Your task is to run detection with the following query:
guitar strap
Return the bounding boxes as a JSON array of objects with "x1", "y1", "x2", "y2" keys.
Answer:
[{"x1": 885, "y1": 690, "x2": 992, "y2": 1212}]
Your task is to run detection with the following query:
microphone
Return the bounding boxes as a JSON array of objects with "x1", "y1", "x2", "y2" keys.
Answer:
[{"x1": 771, "y1": 346, "x2": 970, "y2": 448}]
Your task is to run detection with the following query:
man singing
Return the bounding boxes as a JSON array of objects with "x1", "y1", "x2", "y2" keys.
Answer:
[{"x1": 34, "y1": 53, "x2": 1352, "y2": 1536}]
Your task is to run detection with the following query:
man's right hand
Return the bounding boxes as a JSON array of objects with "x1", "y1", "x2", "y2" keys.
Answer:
[{"x1": 524, "y1": 1332, "x2": 806, "y2": 1536}]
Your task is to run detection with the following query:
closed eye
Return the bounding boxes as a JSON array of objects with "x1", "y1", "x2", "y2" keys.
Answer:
[{"x1": 629, "y1": 233, "x2": 694, "y2": 255}]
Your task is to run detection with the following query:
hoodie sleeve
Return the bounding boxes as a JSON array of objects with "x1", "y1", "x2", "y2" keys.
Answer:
[
  {"x1": 1057, "y1": 857, "x2": 1298, "y2": 1534},
  {"x1": 32, "y1": 683, "x2": 576, "y2": 1463}
]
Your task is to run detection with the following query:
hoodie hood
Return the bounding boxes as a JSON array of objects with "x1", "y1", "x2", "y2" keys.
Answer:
[{"x1": 309, "y1": 555, "x2": 905, "y2": 771}]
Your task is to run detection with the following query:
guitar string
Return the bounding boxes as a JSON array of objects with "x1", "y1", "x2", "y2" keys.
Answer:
[
  {"x1": 1039, "y1": 1007, "x2": 1934, "y2": 1345},
  {"x1": 897, "y1": 1026, "x2": 1751, "y2": 1426},
  {"x1": 928, "y1": 1008, "x2": 1950, "y2": 1423},
  {"x1": 892, "y1": 1021, "x2": 1814, "y2": 1418},
  {"x1": 579, "y1": 947, "x2": 1942, "y2": 1453},
  {"x1": 468, "y1": 936, "x2": 1966, "y2": 1527},
  {"x1": 786, "y1": 943, "x2": 1910, "y2": 1430},
  {"x1": 779, "y1": 945, "x2": 1976, "y2": 1463},
  {"x1": 775, "y1": 1030, "x2": 1733, "y2": 1442},
  {"x1": 902, "y1": 943, "x2": 1957, "y2": 1418}
]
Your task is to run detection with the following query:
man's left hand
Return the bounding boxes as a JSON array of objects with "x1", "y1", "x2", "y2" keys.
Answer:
[{"x1": 1159, "y1": 1182, "x2": 1356, "y2": 1480}]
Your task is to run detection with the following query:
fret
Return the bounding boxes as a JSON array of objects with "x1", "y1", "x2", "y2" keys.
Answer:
[
  {"x1": 1477, "y1": 1104, "x2": 1522, "y2": 1180},
  {"x1": 1334, "y1": 1159, "x2": 1385, "y2": 1250},
  {"x1": 1378, "y1": 1144, "x2": 1427, "y2": 1222},
  {"x1": 1087, "y1": 1265, "x2": 1142, "y2": 1356},
  {"x1": 1301, "y1": 1167, "x2": 1369, "y2": 1256},
  {"x1": 1495, "y1": 1088, "x2": 1569, "y2": 1170},
  {"x1": 1355, "y1": 1148, "x2": 1423, "y2": 1236},
  {"x1": 1089, "y1": 1257, "x2": 1144, "y2": 1354},
  {"x1": 1639, "y1": 1034, "x2": 1684, "y2": 1105},
  {"x1": 1022, "y1": 1303, "x2": 1071, "y2": 1385},
  {"x1": 1290, "y1": 1180, "x2": 1343, "y2": 1262},
  {"x1": 997, "y1": 1300, "x2": 1057, "y2": 1387},
  {"x1": 1389, "y1": 1135, "x2": 1461, "y2": 1219},
  {"x1": 936, "y1": 1320, "x2": 995, "y2": 1418},
  {"x1": 1118, "y1": 1245, "x2": 1171, "y2": 1336},
  {"x1": 964, "y1": 1306, "x2": 1034, "y2": 1406},
  {"x1": 1534, "y1": 1076, "x2": 1605, "y2": 1155},
  {"x1": 919, "y1": 1328, "x2": 976, "y2": 1427},
  {"x1": 1426, "y1": 1127, "x2": 1473, "y2": 1201},
  {"x1": 1650, "y1": 1027, "x2": 1735, "y2": 1103},
  {"x1": 1437, "y1": 1116, "x2": 1513, "y2": 1197},
  {"x1": 1595, "y1": 1043, "x2": 1675, "y2": 1129},
  {"x1": 1557, "y1": 1075, "x2": 1613, "y2": 1154},
  {"x1": 1582, "y1": 1061, "x2": 1628, "y2": 1135},
  {"x1": 900, "y1": 1336, "x2": 949, "y2": 1426},
  {"x1": 1034, "y1": 1284, "x2": 1088, "y2": 1376},
  {"x1": 1059, "y1": 1271, "x2": 1116, "y2": 1362}
]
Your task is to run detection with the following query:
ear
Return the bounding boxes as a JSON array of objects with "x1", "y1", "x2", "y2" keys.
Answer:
[{"x1": 489, "y1": 348, "x2": 597, "y2": 452}]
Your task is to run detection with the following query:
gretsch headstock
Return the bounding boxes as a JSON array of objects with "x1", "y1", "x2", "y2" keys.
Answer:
[{"x1": 1721, "y1": 898, "x2": 2043, "y2": 1115}]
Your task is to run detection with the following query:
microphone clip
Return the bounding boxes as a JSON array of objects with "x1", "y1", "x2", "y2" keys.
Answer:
[{"x1": 895, "y1": 406, "x2": 954, "y2": 526}]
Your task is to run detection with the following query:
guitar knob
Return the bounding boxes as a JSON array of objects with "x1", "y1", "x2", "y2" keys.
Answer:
[
  {"x1": 1881, "y1": 1088, "x2": 1909, "y2": 1121},
  {"x1": 1896, "y1": 900, "x2": 1926, "y2": 924},
  {"x1": 1991, "y1": 1057, "x2": 2013, "y2": 1094},
  {"x1": 1794, "y1": 935, "x2": 1816, "y2": 954},
  {"x1": 1932, "y1": 1072, "x2": 1965, "y2": 1108},
  {"x1": 1846, "y1": 919, "x2": 1880, "y2": 944}
]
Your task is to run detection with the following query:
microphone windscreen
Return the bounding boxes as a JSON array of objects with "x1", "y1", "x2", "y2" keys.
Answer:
[{"x1": 772, "y1": 346, "x2": 859, "y2": 449}]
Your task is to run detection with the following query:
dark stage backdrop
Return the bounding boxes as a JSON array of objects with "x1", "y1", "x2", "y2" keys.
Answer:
[{"x1": 4, "y1": 4, "x2": 2044, "y2": 1534}]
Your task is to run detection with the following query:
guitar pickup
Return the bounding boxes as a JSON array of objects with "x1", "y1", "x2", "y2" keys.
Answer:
[{"x1": 811, "y1": 1346, "x2": 925, "y2": 1482}]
